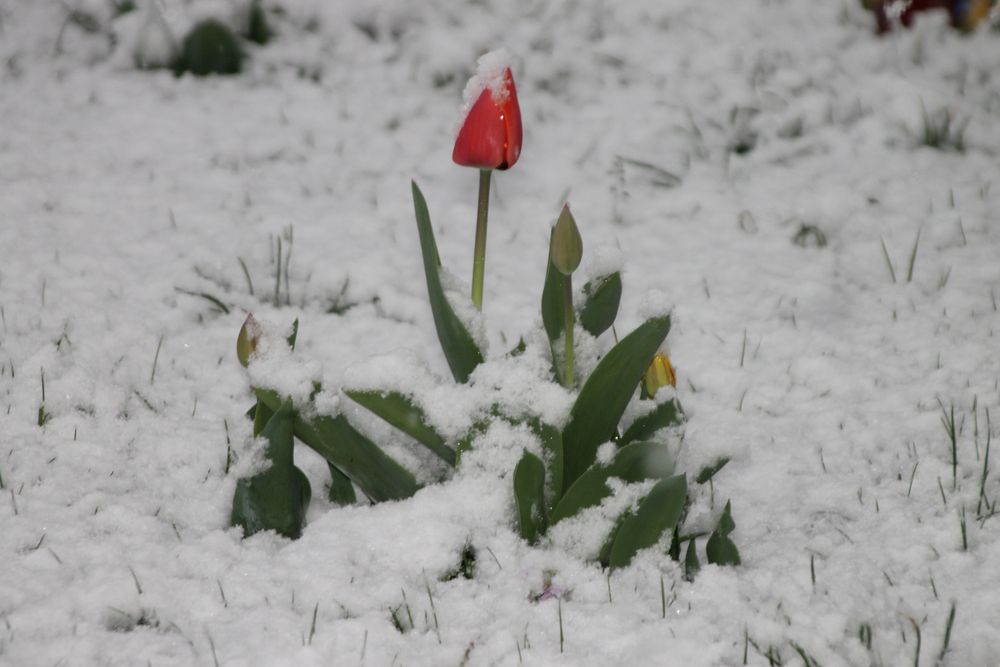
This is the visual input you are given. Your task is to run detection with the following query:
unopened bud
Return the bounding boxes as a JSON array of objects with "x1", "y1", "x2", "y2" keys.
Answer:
[
  {"x1": 236, "y1": 313, "x2": 260, "y2": 367},
  {"x1": 550, "y1": 205, "x2": 583, "y2": 276},
  {"x1": 642, "y1": 351, "x2": 676, "y2": 398}
]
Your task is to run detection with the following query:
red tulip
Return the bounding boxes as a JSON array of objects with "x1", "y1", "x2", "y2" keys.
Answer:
[{"x1": 452, "y1": 68, "x2": 522, "y2": 171}]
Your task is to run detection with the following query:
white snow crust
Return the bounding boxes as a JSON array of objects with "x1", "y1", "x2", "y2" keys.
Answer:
[{"x1": 2, "y1": 1, "x2": 1000, "y2": 665}]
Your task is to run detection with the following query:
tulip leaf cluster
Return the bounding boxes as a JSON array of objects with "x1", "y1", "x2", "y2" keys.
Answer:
[{"x1": 226, "y1": 53, "x2": 739, "y2": 574}]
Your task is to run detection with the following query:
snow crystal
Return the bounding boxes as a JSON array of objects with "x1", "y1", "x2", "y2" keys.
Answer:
[
  {"x1": 637, "y1": 289, "x2": 674, "y2": 321},
  {"x1": 458, "y1": 48, "x2": 515, "y2": 118},
  {"x1": 438, "y1": 265, "x2": 490, "y2": 356},
  {"x1": 246, "y1": 319, "x2": 322, "y2": 408},
  {"x1": 584, "y1": 244, "x2": 624, "y2": 280},
  {"x1": 595, "y1": 441, "x2": 616, "y2": 465}
]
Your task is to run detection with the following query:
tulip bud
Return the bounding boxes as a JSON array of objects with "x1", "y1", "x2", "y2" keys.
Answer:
[
  {"x1": 550, "y1": 205, "x2": 583, "y2": 276},
  {"x1": 453, "y1": 63, "x2": 522, "y2": 171},
  {"x1": 236, "y1": 313, "x2": 260, "y2": 367},
  {"x1": 642, "y1": 351, "x2": 676, "y2": 399}
]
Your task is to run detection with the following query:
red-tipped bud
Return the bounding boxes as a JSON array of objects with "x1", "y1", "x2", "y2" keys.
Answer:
[{"x1": 453, "y1": 67, "x2": 522, "y2": 171}]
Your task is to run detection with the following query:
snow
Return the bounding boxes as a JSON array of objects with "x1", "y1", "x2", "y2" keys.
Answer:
[
  {"x1": 459, "y1": 47, "x2": 515, "y2": 114},
  {"x1": 2, "y1": 0, "x2": 1000, "y2": 665}
]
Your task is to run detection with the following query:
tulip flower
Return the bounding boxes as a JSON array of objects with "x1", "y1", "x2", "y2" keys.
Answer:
[
  {"x1": 452, "y1": 67, "x2": 522, "y2": 171},
  {"x1": 641, "y1": 351, "x2": 677, "y2": 399},
  {"x1": 453, "y1": 53, "x2": 523, "y2": 312}
]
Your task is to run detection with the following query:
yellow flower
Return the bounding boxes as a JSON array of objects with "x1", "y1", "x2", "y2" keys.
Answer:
[{"x1": 642, "y1": 351, "x2": 676, "y2": 398}]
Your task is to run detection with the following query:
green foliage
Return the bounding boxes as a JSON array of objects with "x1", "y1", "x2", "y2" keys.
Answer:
[
  {"x1": 255, "y1": 388, "x2": 419, "y2": 503},
  {"x1": 619, "y1": 398, "x2": 684, "y2": 446},
  {"x1": 579, "y1": 272, "x2": 622, "y2": 337},
  {"x1": 411, "y1": 181, "x2": 485, "y2": 383},
  {"x1": 231, "y1": 402, "x2": 311, "y2": 539},
  {"x1": 562, "y1": 316, "x2": 671, "y2": 487},
  {"x1": 684, "y1": 538, "x2": 700, "y2": 580},
  {"x1": 326, "y1": 463, "x2": 357, "y2": 505},
  {"x1": 607, "y1": 475, "x2": 687, "y2": 569},
  {"x1": 541, "y1": 227, "x2": 566, "y2": 346},
  {"x1": 919, "y1": 102, "x2": 968, "y2": 152},
  {"x1": 706, "y1": 500, "x2": 741, "y2": 566},
  {"x1": 232, "y1": 184, "x2": 740, "y2": 575},
  {"x1": 550, "y1": 441, "x2": 675, "y2": 524},
  {"x1": 513, "y1": 451, "x2": 548, "y2": 544},
  {"x1": 244, "y1": 1, "x2": 272, "y2": 45},
  {"x1": 695, "y1": 457, "x2": 730, "y2": 485},
  {"x1": 527, "y1": 418, "x2": 563, "y2": 503},
  {"x1": 345, "y1": 389, "x2": 454, "y2": 465},
  {"x1": 178, "y1": 19, "x2": 243, "y2": 77}
]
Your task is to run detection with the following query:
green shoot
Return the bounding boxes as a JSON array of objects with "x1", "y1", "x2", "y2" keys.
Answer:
[
  {"x1": 906, "y1": 227, "x2": 921, "y2": 283},
  {"x1": 978, "y1": 410, "x2": 991, "y2": 517},
  {"x1": 960, "y1": 506, "x2": 968, "y2": 551},
  {"x1": 207, "y1": 630, "x2": 220, "y2": 667},
  {"x1": 150, "y1": 334, "x2": 164, "y2": 385},
  {"x1": 216, "y1": 579, "x2": 227, "y2": 607},
  {"x1": 307, "y1": 603, "x2": 318, "y2": 645},
  {"x1": 910, "y1": 618, "x2": 922, "y2": 667},
  {"x1": 880, "y1": 237, "x2": 897, "y2": 283},
  {"x1": 937, "y1": 602, "x2": 956, "y2": 665},
  {"x1": 558, "y1": 598, "x2": 564, "y2": 653},
  {"x1": 423, "y1": 576, "x2": 440, "y2": 644},
  {"x1": 129, "y1": 566, "x2": 143, "y2": 595},
  {"x1": 938, "y1": 400, "x2": 958, "y2": 490},
  {"x1": 237, "y1": 256, "x2": 254, "y2": 295},
  {"x1": 37, "y1": 368, "x2": 49, "y2": 427},
  {"x1": 660, "y1": 574, "x2": 666, "y2": 619},
  {"x1": 907, "y1": 461, "x2": 919, "y2": 496}
]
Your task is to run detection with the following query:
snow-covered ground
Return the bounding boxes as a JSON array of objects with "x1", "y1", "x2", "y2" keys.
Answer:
[{"x1": 2, "y1": 1, "x2": 1000, "y2": 665}]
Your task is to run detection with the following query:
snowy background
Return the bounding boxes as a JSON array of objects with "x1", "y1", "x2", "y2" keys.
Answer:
[{"x1": 2, "y1": 1, "x2": 1000, "y2": 665}]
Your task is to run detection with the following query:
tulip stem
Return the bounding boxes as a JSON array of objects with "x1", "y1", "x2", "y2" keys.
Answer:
[
  {"x1": 470, "y1": 169, "x2": 492, "y2": 311},
  {"x1": 562, "y1": 275, "x2": 574, "y2": 387}
]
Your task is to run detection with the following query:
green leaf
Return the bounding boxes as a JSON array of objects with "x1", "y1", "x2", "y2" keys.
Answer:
[
  {"x1": 608, "y1": 474, "x2": 687, "y2": 570},
  {"x1": 684, "y1": 538, "x2": 700, "y2": 581},
  {"x1": 579, "y1": 272, "x2": 622, "y2": 337},
  {"x1": 561, "y1": 316, "x2": 671, "y2": 487},
  {"x1": 542, "y1": 228, "x2": 565, "y2": 344},
  {"x1": 345, "y1": 389, "x2": 454, "y2": 466},
  {"x1": 598, "y1": 510, "x2": 631, "y2": 567},
  {"x1": 179, "y1": 19, "x2": 243, "y2": 76},
  {"x1": 619, "y1": 398, "x2": 685, "y2": 446},
  {"x1": 244, "y1": 0, "x2": 271, "y2": 45},
  {"x1": 256, "y1": 388, "x2": 419, "y2": 503},
  {"x1": 326, "y1": 463, "x2": 356, "y2": 505},
  {"x1": 706, "y1": 501, "x2": 741, "y2": 566},
  {"x1": 541, "y1": 229, "x2": 567, "y2": 384},
  {"x1": 287, "y1": 318, "x2": 299, "y2": 350},
  {"x1": 513, "y1": 450, "x2": 548, "y2": 544},
  {"x1": 411, "y1": 182, "x2": 484, "y2": 383},
  {"x1": 695, "y1": 457, "x2": 730, "y2": 485},
  {"x1": 231, "y1": 401, "x2": 311, "y2": 539},
  {"x1": 550, "y1": 441, "x2": 675, "y2": 524},
  {"x1": 525, "y1": 418, "x2": 563, "y2": 506},
  {"x1": 251, "y1": 399, "x2": 273, "y2": 437}
]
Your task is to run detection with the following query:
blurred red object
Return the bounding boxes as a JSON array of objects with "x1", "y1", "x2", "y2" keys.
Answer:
[{"x1": 863, "y1": 0, "x2": 994, "y2": 33}]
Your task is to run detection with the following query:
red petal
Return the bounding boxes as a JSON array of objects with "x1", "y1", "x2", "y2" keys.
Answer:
[
  {"x1": 453, "y1": 88, "x2": 507, "y2": 169},
  {"x1": 499, "y1": 68, "x2": 522, "y2": 170}
]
